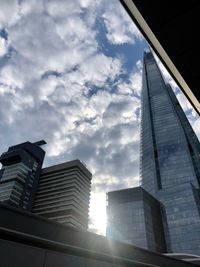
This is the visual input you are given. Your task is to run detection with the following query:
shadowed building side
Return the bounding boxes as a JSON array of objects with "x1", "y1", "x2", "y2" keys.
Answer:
[
  {"x1": 0, "y1": 203, "x2": 196, "y2": 267},
  {"x1": 106, "y1": 186, "x2": 168, "y2": 253}
]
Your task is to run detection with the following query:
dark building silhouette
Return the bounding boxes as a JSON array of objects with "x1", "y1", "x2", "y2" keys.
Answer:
[
  {"x1": 0, "y1": 140, "x2": 46, "y2": 210},
  {"x1": 106, "y1": 187, "x2": 168, "y2": 253}
]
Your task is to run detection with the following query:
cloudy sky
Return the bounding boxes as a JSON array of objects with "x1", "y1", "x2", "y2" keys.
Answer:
[{"x1": 0, "y1": 0, "x2": 200, "y2": 235}]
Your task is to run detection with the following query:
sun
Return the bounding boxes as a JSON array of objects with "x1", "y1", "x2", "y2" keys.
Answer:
[{"x1": 89, "y1": 192, "x2": 107, "y2": 236}]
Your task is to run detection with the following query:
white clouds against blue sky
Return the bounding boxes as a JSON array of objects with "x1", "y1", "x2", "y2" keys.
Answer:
[{"x1": 0, "y1": 0, "x2": 199, "y2": 235}]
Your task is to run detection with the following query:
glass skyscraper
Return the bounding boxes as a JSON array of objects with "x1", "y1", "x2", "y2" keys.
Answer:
[
  {"x1": 140, "y1": 51, "x2": 200, "y2": 255},
  {"x1": 107, "y1": 51, "x2": 200, "y2": 255}
]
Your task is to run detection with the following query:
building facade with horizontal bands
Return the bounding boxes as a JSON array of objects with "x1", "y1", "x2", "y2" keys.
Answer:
[{"x1": 33, "y1": 160, "x2": 92, "y2": 230}]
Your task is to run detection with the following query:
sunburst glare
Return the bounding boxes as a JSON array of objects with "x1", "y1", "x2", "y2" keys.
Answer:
[{"x1": 89, "y1": 192, "x2": 107, "y2": 235}]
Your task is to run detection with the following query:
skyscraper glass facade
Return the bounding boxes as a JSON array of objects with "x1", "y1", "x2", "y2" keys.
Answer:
[
  {"x1": 0, "y1": 141, "x2": 46, "y2": 210},
  {"x1": 107, "y1": 187, "x2": 167, "y2": 253},
  {"x1": 141, "y1": 51, "x2": 200, "y2": 255}
]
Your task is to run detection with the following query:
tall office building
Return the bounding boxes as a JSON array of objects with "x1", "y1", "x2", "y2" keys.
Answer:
[
  {"x1": 0, "y1": 142, "x2": 92, "y2": 230},
  {"x1": 106, "y1": 187, "x2": 168, "y2": 253},
  {"x1": 33, "y1": 160, "x2": 92, "y2": 230},
  {"x1": 0, "y1": 140, "x2": 46, "y2": 210},
  {"x1": 107, "y1": 51, "x2": 200, "y2": 255},
  {"x1": 140, "y1": 51, "x2": 200, "y2": 255}
]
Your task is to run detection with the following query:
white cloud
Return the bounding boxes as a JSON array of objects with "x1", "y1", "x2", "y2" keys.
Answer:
[
  {"x1": 0, "y1": 37, "x2": 8, "y2": 57},
  {"x1": 9, "y1": 14, "x2": 68, "y2": 72},
  {"x1": 80, "y1": 0, "x2": 101, "y2": 9},
  {"x1": 46, "y1": 0, "x2": 83, "y2": 19},
  {"x1": 117, "y1": 65, "x2": 142, "y2": 97},
  {"x1": 102, "y1": 1, "x2": 143, "y2": 45},
  {"x1": 19, "y1": 0, "x2": 44, "y2": 16},
  {"x1": 176, "y1": 91, "x2": 193, "y2": 112},
  {"x1": 192, "y1": 118, "x2": 200, "y2": 140},
  {"x1": 79, "y1": 53, "x2": 122, "y2": 86},
  {"x1": 0, "y1": 0, "x2": 19, "y2": 27},
  {"x1": 153, "y1": 51, "x2": 178, "y2": 89},
  {"x1": 0, "y1": 64, "x2": 24, "y2": 89},
  {"x1": 102, "y1": 96, "x2": 140, "y2": 127},
  {"x1": 55, "y1": 15, "x2": 97, "y2": 45}
]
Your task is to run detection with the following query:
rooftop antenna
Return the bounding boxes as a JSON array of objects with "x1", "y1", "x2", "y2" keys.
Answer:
[{"x1": 33, "y1": 140, "x2": 47, "y2": 147}]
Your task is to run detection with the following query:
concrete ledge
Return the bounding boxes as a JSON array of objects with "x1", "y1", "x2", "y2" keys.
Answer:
[{"x1": 0, "y1": 204, "x2": 196, "y2": 267}]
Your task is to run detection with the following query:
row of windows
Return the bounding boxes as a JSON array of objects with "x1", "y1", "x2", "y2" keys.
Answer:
[
  {"x1": 35, "y1": 189, "x2": 89, "y2": 204},
  {"x1": 34, "y1": 203, "x2": 87, "y2": 217},
  {"x1": 34, "y1": 195, "x2": 87, "y2": 211},
  {"x1": 34, "y1": 199, "x2": 87, "y2": 215},
  {"x1": 40, "y1": 168, "x2": 90, "y2": 185},
  {"x1": 36, "y1": 183, "x2": 89, "y2": 200},
  {"x1": 37, "y1": 177, "x2": 90, "y2": 195},
  {"x1": 38, "y1": 174, "x2": 90, "y2": 194},
  {"x1": 0, "y1": 184, "x2": 14, "y2": 192}
]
